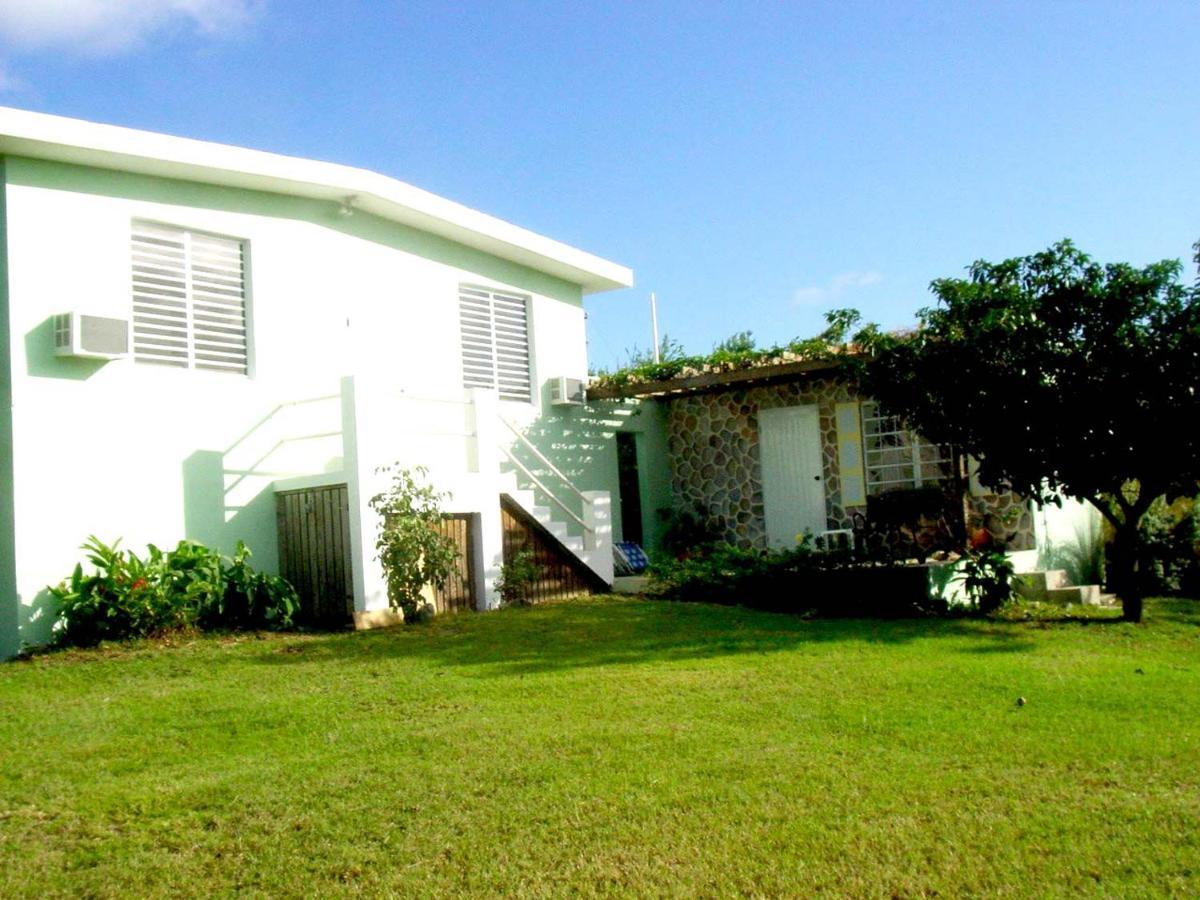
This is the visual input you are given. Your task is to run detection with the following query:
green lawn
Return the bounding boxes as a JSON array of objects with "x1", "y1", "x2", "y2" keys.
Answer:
[{"x1": 2, "y1": 597, "x2": 1198, "y2": 897}]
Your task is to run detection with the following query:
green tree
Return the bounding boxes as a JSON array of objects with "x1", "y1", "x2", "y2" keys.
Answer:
[
  {"x1": 861, "y1": 240, "x2": 1200, "y2": 622},
  {"x1": 368, "y1": 465, "x2": 460, "y2": 620}
]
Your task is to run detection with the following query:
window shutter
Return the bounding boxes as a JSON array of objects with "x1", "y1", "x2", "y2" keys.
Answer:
[
  {"x1": 492, "y1": 290, "x2": 531, "y2": 401},
  {"x1": 836, "y1": 401, "x2": 866, "y2": 507},
  {"x1": 459, "y1": 287, "x2": 497, "y2": 392},
  {"x1": 458, "y1": 286, "x2": 531, "y2": 401},
  {"x1": 131, "y1": 222, "x2": 248, "y2": 375}
]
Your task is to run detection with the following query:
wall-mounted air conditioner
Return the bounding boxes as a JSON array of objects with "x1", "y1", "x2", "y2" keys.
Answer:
[
  {"x1": 54, "y1": 313, "x2": 130, "y2": 360},
  {"x1": 550, "y1": 376, "x2": 586, "y2": 406}
]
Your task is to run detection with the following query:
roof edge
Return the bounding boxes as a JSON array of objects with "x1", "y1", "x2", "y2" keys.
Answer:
[{"x1": 0, "y1": 106, "x2": 634, "y2": 294}]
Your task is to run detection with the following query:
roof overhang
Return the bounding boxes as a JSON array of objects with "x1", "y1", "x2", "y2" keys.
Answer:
[
  {"x1": 587, "y1": 356, "x2": 850, "y2": 401},
  {"x1": 0, "y1": 106, "x2": 633, "y2": 295}
]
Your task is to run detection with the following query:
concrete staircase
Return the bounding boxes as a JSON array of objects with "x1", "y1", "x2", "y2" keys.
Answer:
[
  {"x1": 1013, "y1": 569, "x2": 1109, "y2": 606},
  {"x1": 498, "y1": 472, "x2": 613, "y2": 585}
]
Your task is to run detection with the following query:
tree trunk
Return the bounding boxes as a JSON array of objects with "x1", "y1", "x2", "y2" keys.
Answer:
[{"x1": 1110, "y1": 521, "x2": 1144, "y2": 623}]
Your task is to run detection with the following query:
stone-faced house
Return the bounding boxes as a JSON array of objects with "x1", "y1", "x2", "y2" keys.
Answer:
[{"x1": 588, "y1": 357, "x2": 1041, "y2": 557}]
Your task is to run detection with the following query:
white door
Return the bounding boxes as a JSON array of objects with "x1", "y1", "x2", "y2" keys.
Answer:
[{"x1": 758, "y1": 405, "x2": 826, "y2": 548}]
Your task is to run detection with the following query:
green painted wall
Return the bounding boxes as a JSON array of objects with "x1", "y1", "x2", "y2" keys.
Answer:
[
  {"x1": 1, "y1": 156, "x2": 594, "y2": 653},
  {"x1": 517, "y1": 396, "x2": 674, "y2": 555},
  {"x1": 0, "y1": 158, "x2": 19, "y2": 658},
  {"x1": 5, "y1": 157, "x2": 581, "y2": 306}
]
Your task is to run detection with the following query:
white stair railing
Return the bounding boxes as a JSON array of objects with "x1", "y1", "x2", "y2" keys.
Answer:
[{"x1": 497, "y1": 415, "x2": 593, "y2": 539}]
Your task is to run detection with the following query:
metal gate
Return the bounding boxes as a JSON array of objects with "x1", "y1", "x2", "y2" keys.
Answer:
[
  {"x1": 432, "y1": 514, "x2": 478, "y2": 613},
  {"x1": 275, "y1": 483, "x2": 354, "y2": 627}
]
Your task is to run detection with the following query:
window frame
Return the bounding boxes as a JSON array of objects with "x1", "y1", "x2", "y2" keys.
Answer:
[
  {"x1": 457, "y1": 284, "x2": 533, "y2": 403},
  {"x1": 130, "y1": 219, "x2": 252, "y2": 376},
  {"x1": 860, "y1": 401, "x2": 952, "y2": 495}
]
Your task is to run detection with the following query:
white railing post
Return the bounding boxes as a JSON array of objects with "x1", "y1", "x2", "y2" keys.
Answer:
[
  {"x1": 581, "y1": 490, "x2": 613, "y2": 584},
  {"x1": 469, "y1": 388, "x2": 504, "y2": 609}
]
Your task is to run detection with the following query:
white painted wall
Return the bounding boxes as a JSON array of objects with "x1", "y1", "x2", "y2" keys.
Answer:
[{"x1": 2, "y1": 159, "x2": 596, "y2": 648}]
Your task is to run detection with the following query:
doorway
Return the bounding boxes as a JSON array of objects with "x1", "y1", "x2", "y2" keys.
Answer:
[
  {"x1": 758, "y1": 405, "x2": 826, "y2": 548},
  {"x1": 615, "y1": 431, "x2": 644, "y2": 546}
]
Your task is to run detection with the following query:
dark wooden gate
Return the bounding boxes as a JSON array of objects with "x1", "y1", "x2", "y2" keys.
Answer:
[
  {"x1": 276, "y1": 483, "x2": 354, "y2": 627},
  {"x1": 432, "y1": 514, "x2": 478, "y2": 613}
]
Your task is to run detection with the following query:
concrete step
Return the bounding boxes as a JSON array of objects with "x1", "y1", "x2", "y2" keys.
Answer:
[
  {"x1": 613, "y1": 575, "x2": 650, "y2": 594},
  {"x1": 543, "y1": 519, "x2": 570, "y2": 541},
  {"x1": 1013, "y1": 569, "x2": 1070, "y2": 601},
  {"x1": 1046, "y1": 584, "x2": 1103, "y2": 605}
]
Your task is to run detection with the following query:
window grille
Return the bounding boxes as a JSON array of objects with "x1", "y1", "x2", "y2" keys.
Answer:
[{"x1": 860, "y1": 401, "x2": 951, "y2": 494}]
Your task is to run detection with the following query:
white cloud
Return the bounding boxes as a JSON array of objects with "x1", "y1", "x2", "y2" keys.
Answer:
[
  {"x1": 0, "y1": 0, "x2": 262, "y2": 56},
  {"x1": 793, "y1": 270, "x2": 883, "y2": 305}
]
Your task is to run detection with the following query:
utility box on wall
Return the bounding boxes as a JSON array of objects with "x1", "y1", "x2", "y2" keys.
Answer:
[
  {"x1": 54, "y1": 312, "x2": 130, "y2": 360},
  {"x1": 550, "y1": 376, "x2": 586, "y2": 406}
]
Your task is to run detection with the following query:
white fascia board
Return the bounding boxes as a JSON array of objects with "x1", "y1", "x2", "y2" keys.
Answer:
[{"x1": 0, "y1": 106, "x2": 633, "y2": 295}]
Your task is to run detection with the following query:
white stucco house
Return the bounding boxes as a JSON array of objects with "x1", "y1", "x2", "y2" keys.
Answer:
[{"x1": 0, "y1": 106, "x2": 650, "y2": 657}]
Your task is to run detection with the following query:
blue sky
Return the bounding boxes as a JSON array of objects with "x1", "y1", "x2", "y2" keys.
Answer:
[{"x1": 2, "y1": 1, "x2": 1197, "y2": 370}]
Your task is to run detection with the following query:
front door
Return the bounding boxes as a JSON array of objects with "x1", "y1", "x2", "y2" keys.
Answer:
[{"x1": 758, "y1": 405, "x2": 826, "y2": 548}]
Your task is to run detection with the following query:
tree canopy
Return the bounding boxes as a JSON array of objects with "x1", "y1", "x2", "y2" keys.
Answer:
[{"x1": 862, "y1": 239, "x2": 1200, "y2": 620}]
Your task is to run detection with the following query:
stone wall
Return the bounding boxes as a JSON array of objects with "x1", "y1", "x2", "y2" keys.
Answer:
[
  {"x1": 664, "y1": 376, "x2": 863, "y2": 547},
  {"x1": 662, "y1": 373, "x2": 1036, "y2": 552},
  {"x1": 968, "y1": 492, "x2": 1035, "y2": 551}
]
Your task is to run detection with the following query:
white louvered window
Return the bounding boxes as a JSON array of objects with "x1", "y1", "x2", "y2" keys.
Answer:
[
  {"x1": 458, "y1": 285, "x2": 531, "y2": 401},
  {"x1": 131, "y1": 221, "x2": 249, "y2": 375}
]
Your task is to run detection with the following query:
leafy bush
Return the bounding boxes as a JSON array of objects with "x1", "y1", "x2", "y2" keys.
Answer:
[
  {"x1": 49, "y1": 536, "x2": 297, "y2": 647},
  {"x1": 496, "y1": 548, "x2": 544, "y2": 606},
  {"x1": 960, "y1": 549, "x2": 1015, "y2": 614},
  {"x1": 658, "y1": 505, "x2": 727, "y2": 559},
  {"x1": 648, "y1": 543, "x2": 793, "y2": 606},
  {"x1": 590, "y1": 308, "x2": 864, "y2": 393},
  {"x1": 368, "y1": 465, "x2": 461, "y2": 620},
  {"x1": 647, "y1": 540, "x2": 945, "y2": 618},
  {"x1": 1131, "y1": 495, "x2": 1200, "y2": 595}
]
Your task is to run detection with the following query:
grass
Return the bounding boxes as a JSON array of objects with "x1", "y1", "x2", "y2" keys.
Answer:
[{"x1": 2, "y1": 597, "x2": 1198, "y2": 897}]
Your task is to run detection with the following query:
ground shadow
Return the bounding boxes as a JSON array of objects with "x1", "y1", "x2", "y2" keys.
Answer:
[{"x1": 252, "y1": 597, "x2": 1045, "y2": 677}]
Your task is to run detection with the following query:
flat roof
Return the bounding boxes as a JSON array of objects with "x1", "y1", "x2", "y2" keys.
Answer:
[
  {"x1": 587, "y1": 356, "x2": 848, "y2": 401},
  {"x1": 0, "y1": 106, "x2": 633, "y2": 295}
]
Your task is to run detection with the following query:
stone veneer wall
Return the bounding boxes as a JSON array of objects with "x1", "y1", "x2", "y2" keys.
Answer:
[
  {"x1": 969, "y1": 492, "x2": 1035, "y2": 551},
  {"x1": 663, "y1": 374, "x2": 1037, "y2": 552},
  {"x1": 664, "y1": 376, "x2": 863, "y2": 548}
]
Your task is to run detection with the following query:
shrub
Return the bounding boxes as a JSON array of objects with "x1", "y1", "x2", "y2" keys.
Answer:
[
  {"x1": 647, "y1": 540, "x2": 951, "y2": 618},
  {"x1": 368, "y1": 465, "x2": 460, "y2": 620},
  {"x1": 647, "y1": 543, "x2": 791, "y2": 606},
  {"x1": 960, "y1": 548, "x2": 1015, "y2": 615},
  {"x1": 496, "y1": 548, "x2": 544, "y2": 606},
  {"x1": 49, "y1": 536, "x2": 297, "y2": 648},
  {"x1": 658, "y1": 504, "x2": 726, "y2": 559},
  {"x1": 1130, "y1": 495, "x2": 1200, "y2": 595}
]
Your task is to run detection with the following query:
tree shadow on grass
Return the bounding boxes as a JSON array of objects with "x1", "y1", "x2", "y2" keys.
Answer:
[{"x1": 251, "y1": 597, "x2": 1045, "y2": 677}]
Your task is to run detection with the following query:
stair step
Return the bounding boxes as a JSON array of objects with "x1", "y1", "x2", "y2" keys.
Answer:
[
  {"x1": 543, "y1": 519, "x2": 570, "y2": 540},
  {"x1": 1046, "y1": 584, "x2": 1102, "y2": 605},
  {"x1": 1013, "y1": 569, "x2": 1071, "y2": 600}
]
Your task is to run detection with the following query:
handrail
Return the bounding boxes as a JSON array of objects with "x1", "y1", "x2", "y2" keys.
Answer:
[
  {"x1": 498, "y1": 443, "x2": 592, "y2": 534},
  {"x1": 497, "y1": 415, "x2": 592, "y2": 506},
  {"x1": 223, "y1": 393, "x2": 340, "y2": 456}
]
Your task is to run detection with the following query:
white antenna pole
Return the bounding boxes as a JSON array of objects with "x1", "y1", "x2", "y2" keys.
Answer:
[{"x1": 650, "y1": 292, "x2": 661, "y2": 363}]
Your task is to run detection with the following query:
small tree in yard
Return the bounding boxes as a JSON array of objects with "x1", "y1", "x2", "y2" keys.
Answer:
[
  {"x1": 861, "y1": 239, "x2": 1200, "y2": 622},
  {"x1": 369, "y1": 465, "x2": 460, "y2": 621}
]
